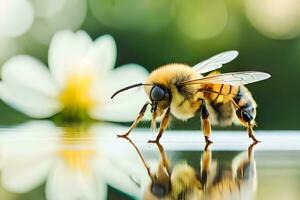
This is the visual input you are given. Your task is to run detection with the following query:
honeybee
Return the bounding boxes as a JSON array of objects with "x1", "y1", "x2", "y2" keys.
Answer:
[
  {"x1": 123, "y1": 137, "x2": 257, "y2": 200},
  {"x1": 111, "y1": 51, "x2": 270, "y2": 143}
]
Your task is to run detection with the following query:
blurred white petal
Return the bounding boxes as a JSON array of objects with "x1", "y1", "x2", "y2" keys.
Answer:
[
  {"x1": 91, "y1": 124, "x2": 147, "y2": 198},
  {"x1": 0, "y1": 121, "x2": 60, "y2": 194},
  {"x1": 0, "y1": 55, "x2": 61, "y2": 118},
  {"x1": 0, "y1": 0, "x2": 34, "y2": 37},
  {"x1": 31, "y1": 0, "x2": 66, "y2": 18},
  {"x1": 94, "y1": 153, "x2": 145, "y2": 198},
  {"x1": 82, "y1": 35, "x2": 117, "y2": 77},
  {"x1": 46, "y1": 161, "x2": 106, "y2": 200},
  {"x1": 29, "y1": 0, "x2": 87, "y2": 45},
  {"x1": 0, "y1": 120, "x2": 61, "y2": 153},
  {"x1": 89, "y1": 64, "x2": 149, "y2": 122},
  {"x1": 2, "y1": 55, "x2": 59, "y2": 97},
  {"x1": 1, "y1": 155, "x2": 53, "y2": 193},
  {"x1": 48, "y1": 30, "x2": 92, "y2": 89}
]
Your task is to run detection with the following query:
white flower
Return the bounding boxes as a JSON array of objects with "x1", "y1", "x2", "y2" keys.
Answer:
[
  {"x1": 0, "y1": 30, "x2": 149, "y2": 122},
  {"x1": 0, "y1": 121, "x2": 147, "y2": 200}
]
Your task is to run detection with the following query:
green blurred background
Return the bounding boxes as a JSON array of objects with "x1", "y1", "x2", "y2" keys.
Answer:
[{"x1": 1, "y1": 0, "x2": 299, "y2": 129}]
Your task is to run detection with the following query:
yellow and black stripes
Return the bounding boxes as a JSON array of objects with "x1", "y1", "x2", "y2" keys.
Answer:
[
  {"x1": 233, "y1": 86, "x2": 256, "y2": 126},
  {"x1": 203, "y1": 84, "x2": 239, "y2": 105}
]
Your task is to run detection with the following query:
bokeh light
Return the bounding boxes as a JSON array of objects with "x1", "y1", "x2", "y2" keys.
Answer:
[
  {"x1": 29, "y1": 0, "x2": 87, "y2": 44},
  {"x1": 0, "y1": 37, "x2": 22, "y2": 66},
  {"x1": 90, "y1": 0, "x2": 175, "y2": 33},
  {"x1": 175, "y1": 0, "x2": 228, "y2": 40},
  {"x1": 0, "y1": 0, "x2": 34, "y2": 37},
  {"x1": 245, "y1": 0, "x2": 300, "y2": 40},
  {"x1": 31, "y1": 0, "x2": 66, "y2": 19}
]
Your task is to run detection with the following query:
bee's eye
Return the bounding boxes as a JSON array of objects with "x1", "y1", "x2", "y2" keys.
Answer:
[{"x1": 150, "y1": 86, "x2": 166, "y2": 101}]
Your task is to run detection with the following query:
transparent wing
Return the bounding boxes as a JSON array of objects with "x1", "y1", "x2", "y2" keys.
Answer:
[
  {"x1": 193, "y1": 50, "x2": 239, "y2": 74},
  {"x1": 181, "y1": 71, "x2": 271, "y2": 86}
]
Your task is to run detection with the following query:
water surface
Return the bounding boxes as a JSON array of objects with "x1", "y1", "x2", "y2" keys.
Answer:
[{"x1": 0, "y1": 121, "x2": 299, "y2": 200}]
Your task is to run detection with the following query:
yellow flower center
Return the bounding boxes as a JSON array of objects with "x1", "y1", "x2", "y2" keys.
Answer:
[
  {"x1": 57, "y1": 128, "x2": 96, "y2": 175},
  {"x1": 58, "y1": 149, "x2": 95, "y2": 174},
  {"x1": 59, "y1": 73, "x2": 96, "y2": 120}
]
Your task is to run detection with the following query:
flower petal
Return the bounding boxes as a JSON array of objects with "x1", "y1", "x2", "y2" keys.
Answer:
[
  {"x1": 0, "y1": 55, "x2": 61, "y2": 118},
  {"x1": 1, "y1": 155, "x2": 53, "y2": 193},
  {"x1": 46, "y1": 161, "x2": 106, "y2": 200},
  {"x1": 90, "y1": 125, "x2": 147, "y2": 198},
  {"x1": 48, "y1": 30, "x2": 92, "y2": 89},
  {"x1": 89, "y1": 64, "x2": 150, "y2": 122},
  {"x1": 94, "y1": 154, "x2": 145, "y2": 198},
  {"x1": 0, "y1": 121, "x2": 60, "y2": 193},
  {"x1": 82, "y1": 34, "x2": 116, "y2": 76}
]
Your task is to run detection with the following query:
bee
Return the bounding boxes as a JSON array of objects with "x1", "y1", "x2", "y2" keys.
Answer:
[
  {"x1": 123, "y1": 137, "x2": 257, "y2": 200},
  {"x1": 111, "y1": 51, "x2": 270, "y2": 143}
]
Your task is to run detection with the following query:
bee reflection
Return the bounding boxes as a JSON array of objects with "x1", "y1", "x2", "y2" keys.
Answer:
[{"x1": 123, "y1": 138, "x2": 257, "y2": 200}]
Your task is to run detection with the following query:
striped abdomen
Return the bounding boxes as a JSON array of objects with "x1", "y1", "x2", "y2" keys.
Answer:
[
  {"x1": 233, "y1": 86, "x2": 257, "y2": 126},
  {"x1": 203, "y1": 84, "x2": 257, "y2": 126}
]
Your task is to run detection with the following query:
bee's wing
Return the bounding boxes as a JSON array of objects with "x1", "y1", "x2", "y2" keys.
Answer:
[
  {"x1": 193, "y1": 50, "x2": 239, "y2": 74},
  {"x1": 181, "y1": 71, "x2": 271, "y2": 86}
]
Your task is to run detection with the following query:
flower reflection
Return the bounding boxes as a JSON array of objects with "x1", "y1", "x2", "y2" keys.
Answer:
[
  {"x1": 0, "y1": 30, "x2": 148, "y2": 122},
  {"x1": 123, "y1": 137, "x2": 257, "y2": 200},
  {"x1": 0, "y1": 121, "x2": 144, "y2": 199}
]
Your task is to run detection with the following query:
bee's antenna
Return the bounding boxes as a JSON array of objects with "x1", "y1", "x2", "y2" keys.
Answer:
[{"x1": 111, "y1": 83, "x2": 153, "y2": 99}]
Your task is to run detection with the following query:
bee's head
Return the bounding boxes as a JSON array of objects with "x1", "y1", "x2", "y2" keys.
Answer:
[
  {"x1": 150, "y1": 85, "x2": 170, "y2": 102},
  {"x1": 149, "y1": 85, "x2": 171, "y2": 113}
]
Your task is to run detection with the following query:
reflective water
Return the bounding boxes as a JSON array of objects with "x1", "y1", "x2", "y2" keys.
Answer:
[{"x1": 0, "y1": 121, "x2": 299, "y2": 200}]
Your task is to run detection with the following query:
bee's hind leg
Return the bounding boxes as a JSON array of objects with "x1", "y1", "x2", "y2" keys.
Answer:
[{"x1": 201, "y1": 100, "x2": 213, "y2": 144}]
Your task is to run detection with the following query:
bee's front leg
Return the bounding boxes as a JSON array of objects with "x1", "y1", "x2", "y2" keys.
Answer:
[
  {"x1": 117, "y1": 102, "x2": 150, "y2": 138},
  {"x1": 148, "y1": 107, "x2": 170, "y2": 143},
  {"x1": 200, "y1": 100, "x2": 213, "y2": 144},
  {"x1": 236, "y1": 109, "x2": 260, "y2": 143},
  {"x1": 247, "y1": 124, "x2": 260, "y2": 143}
]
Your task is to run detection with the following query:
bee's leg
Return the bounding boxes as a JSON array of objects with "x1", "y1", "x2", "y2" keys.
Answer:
[
  {"x1": 156, "y1": 142, "x2": 170, "y2": 170},
  {"x1": 148, "y1": 107, "x2": 170, "y2": 143},
  {"x1": 201, "y1": 100, "x2": 213, "y2": 144},
  {"x1": 236, "y1": 109, "x2": 260, "y2": 143},
  {"x1": 235, "y1": 142, "x2": 257, "y2": 181},
  {"x1": 247, "y1": 124, "x2": 260, "y2": 143},
  {"x1": 117, "y1": 102, "x2": 150, "y2": 138},
  {"x1": 248, "y1": 141, "x2": 257, "y2": 159}
]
